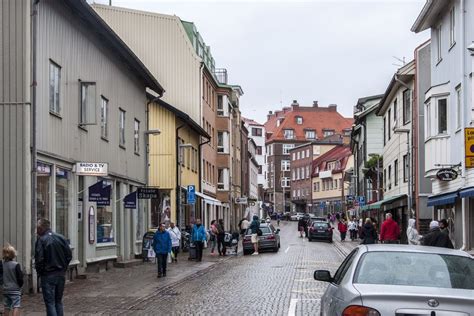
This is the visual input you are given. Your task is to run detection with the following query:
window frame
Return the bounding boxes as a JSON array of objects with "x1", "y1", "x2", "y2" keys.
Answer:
[
  {"x1": 79, "y1": 81, "x2": 96, "y2": 127},
  {"x1": 456, "y1": 85, "x2": 462, "y2": 130},
  {"x1": 134, "y1": 119, "x2": 140, "y2": 154},
  {"x1": 403, "y1": 89, "x2": 411, "y2": 125},
  {"x1": 332, "y1": 249, "x2": 359, "y2": 285},
  {"x1": 449, "y1": 6, "x2": 455, "y2": 48},
  {"x1": 437, "y1": 97, "x2": 448, "y2": 135},
  {"x1": 437, "y1": 24, "x2": 442, "y2": 63},
  {"x1": 394, "y1": 159, "x2": 398, "y2": 187},
  {"x1": 403, "y1": 154, "x2": 408, "y2": 183},
  {"x1": 49, "y1": 60, "x2": 61, "y2": 115},
  {"x1": 119, "y1": 108, "x2": 126, "y2": 148},
  {"x1": 283, "y1": 129, "x2": 295, "y2": 140}
]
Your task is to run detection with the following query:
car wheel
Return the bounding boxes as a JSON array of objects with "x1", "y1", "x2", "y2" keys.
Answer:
[
  {"x1": 278, "y1": 242, "x2": 281, "y2": 249},
  {"x1": 273, "y1": 246, "x2": 279, "y2": 252}
]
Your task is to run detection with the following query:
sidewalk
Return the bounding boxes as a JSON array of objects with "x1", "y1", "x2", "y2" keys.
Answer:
[
  {"x1": 21, "y1": 247, "x2": 237, "y2": 315},
  {"x1": 331, "y1": 223, "x2": 359, "y2": 257}
]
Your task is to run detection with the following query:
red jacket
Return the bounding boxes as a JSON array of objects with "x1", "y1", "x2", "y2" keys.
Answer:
[
  {"x1": 380, "y1": 218, "x2": 399, "y2": 241},
  {"x1": 338, "y1": 222, "x2": 347, "y2": 233}
]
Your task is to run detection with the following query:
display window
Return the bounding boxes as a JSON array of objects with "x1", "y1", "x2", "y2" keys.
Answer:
[
  {"x1": 97, "y1": 179, "x2": 114, "y2": 243},
  {"x1": 55, "y1": 167, "x2": 70, "y2": 239},
  {"x1": 37, "y1": 162, "x2": 52, "y2": 221}
]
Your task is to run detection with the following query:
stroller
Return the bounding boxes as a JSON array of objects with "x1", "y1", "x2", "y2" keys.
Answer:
[{"x1": 224, "y1": 232, "x2": 239, "y2": 255}]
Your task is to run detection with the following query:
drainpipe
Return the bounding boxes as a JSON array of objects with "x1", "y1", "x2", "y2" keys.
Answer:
[
  {"x1": 460, "y1": 0, "x2": 467, "y2": 251},
  {"x1": 198, "y1": 136, "x2": 211, "y2": 222},
  {"x1": 176, "y1": 124, "x2": 185, "y2": 229}
]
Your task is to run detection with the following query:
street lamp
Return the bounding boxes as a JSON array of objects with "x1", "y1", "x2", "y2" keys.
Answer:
[
  {"x1": 178, "y1": 143, "x2": 193, "y2": 229},
  {"x1": 393, "y1": 127, "x2": 412, "y2": 217},
  {"x1": 368, "y1": 153, "x2": 382, "y2": 202}
]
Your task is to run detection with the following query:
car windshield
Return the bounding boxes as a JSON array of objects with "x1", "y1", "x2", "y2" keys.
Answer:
[
  {"x1": 354, "y1": 251, "x2": 474, "y2": 290},
  {"x1": 313, "y1": 223, "x2": 328, "y2": 229},
  {"x1": 246, "y1": 226, "x2": 271, "y2": 235}
]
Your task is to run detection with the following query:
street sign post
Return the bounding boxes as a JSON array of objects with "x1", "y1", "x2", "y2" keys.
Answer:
[{"x1": 187, "y1": 185, "x2": 196, "y2": 205}]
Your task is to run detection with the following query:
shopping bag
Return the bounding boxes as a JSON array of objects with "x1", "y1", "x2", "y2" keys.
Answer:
[
  {"x1": 170, "y1": 251, "x2": 175, "y2": 259},
  {"x1": 167, "y1": 252, "x2": 172, "y2": 263},
  {"x1": 203, "y1": 240, "x2": 208, "y2": 248},
  {"x1": 148, "y1": 248, "x2": 156, "y2": 258}
]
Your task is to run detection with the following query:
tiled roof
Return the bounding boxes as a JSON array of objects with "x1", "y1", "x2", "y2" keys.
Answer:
[
  {"x1": 242, "y1": 117, "x2": 264, "y2": 127},
  {"x1": 312, "y1": 146, "x2": 352, "y2": 176},
  {"x1": 264, "y1": 105, "x2": 353, "y2": 142}
]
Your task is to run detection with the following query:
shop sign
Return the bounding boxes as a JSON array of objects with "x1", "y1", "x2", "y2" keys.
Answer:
[
  {"x1": 467, "y1": 157, "x2": 474, "y2": 168},
  {"x1": 235, "y1": 197, "x2": 248, "y2": 204},
  {"x1": 76, "y1": 162, "x2": 108, "y2": 176},
  {"x1": 137, "y1": 187, "x2": 159, "y2": 199},
  {"x1": 88, "y1": 181, "x2": 111, "y2": 206},
  {"x1": 37, "y1": 162, "x2": 51, "y2": 175},
  {"x1": 124, "y1": 191, "x2": 137, "y2": 209},
  {"x1": 436, "y1": 168, "x2": 458, "y2": 181},
  {"x1": 465, "y1": 128, "x2": 474, "y2": 168},
  {"x1": 187, "y1": 185, "x2": 196, "y2": 205}
]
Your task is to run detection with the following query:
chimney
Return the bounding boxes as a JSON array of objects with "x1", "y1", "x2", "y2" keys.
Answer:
[
  {"x1": 267, "y1": 111, "x2": 273, "y2": 121},
  {"x1": 328, "y1": 104, "x2": 337, "y2": 111},
  {"x1": 313, "y1": 100, "x2": 318, "y2": 107},
  {"x1": 291, "y1": 100, "x2": 299, "y2": 109}
]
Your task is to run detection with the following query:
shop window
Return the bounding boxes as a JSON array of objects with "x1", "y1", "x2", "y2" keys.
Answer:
[
  {"x1": 55, "y1": 168, "x2": 70, "y2": 239},
  {"x1": 97, "y1": 180, "x2": 114, "y2": 243},
  {"x1": 37, "y1": 162, "x2": 52, "y2": 221}
]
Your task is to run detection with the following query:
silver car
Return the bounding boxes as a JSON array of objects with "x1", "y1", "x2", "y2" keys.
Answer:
[{"x1": 314, "y1": 245, "x2": 474, "y2": 315}]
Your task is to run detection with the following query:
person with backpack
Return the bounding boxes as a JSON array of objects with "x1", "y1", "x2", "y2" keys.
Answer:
[
  {"x1": 216, "y1": 219, "x2": 226, "y2": 256},
  {"x1": 249, "y1": 215, "x2": 260, "y2": 255},
  {"x1": 1, "y1": 244, "x2": 23, "y2": 316}
]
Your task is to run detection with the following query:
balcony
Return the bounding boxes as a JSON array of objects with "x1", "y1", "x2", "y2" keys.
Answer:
[
  {"x1": 202, "y1": 181, "x2": 217, "y2": 195},
  {"x1": 425, "y1": 135, "x2": 450, "y2": 176},
  {"x1": 213, "y1": 68, "x2": 228, "y2": 85}
]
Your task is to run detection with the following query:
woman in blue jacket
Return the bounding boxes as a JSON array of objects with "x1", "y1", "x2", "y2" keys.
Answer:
[
  {"x1": 152, "y1": 223, "x2": 172, "y2": 278},
  {"x1": 191, "y1": 219, "x2": 207, "y2": 262}
]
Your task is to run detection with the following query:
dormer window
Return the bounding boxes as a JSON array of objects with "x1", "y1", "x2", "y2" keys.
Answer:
[
  {"x1": 277, "y1": 117, "x2": 284, "y2": 127},
  {"x1": 305, "y1": 130, "x2": 316, "y2": 140},
  {"x1": 296, "y1": 116, "x2": 303, "y2": 125},
  {"x1": 284, "y1": 129, "x2": 294, "y2": 139},
  {"x1": 323, "y1": 129, "x2": 335, "y2": 137}
]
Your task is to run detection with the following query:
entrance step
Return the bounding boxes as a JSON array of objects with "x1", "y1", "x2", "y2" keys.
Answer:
[{"x1": 113, "y1": 259, "x2": 143, "y2": 268}]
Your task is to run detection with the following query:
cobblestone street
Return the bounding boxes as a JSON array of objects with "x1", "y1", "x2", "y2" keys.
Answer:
[{"x1": 21, "y1": 221, "x2": 357, "y2": 315}]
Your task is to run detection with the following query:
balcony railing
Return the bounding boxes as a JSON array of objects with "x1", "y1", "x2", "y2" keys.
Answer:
[{"x1": 213, "y1": 68, "x2": 228, "y2": 85}]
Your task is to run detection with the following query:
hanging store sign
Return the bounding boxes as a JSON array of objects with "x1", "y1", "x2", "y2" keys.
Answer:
[
  {"x1": 235, "y1": 197, "x2": 248, "y2": 205},
  {"x1": 88, "y1": 181, "x2": 112, "y2": 206},
  {"x1": 436, "y1": 168, "x2": 458, "y2": 181},
  {"x1": 76, "y1": 162, "x2": 108, "y2": 176},
  {"x1": 137, "y1": 187, "x2": 159, "y2": 199},
  {"x1": 465, "y1": 128, "x2": 474, "y2": 168},
  {"x1": 124, "y1": 191, "x2": 137, "y2": 209}
]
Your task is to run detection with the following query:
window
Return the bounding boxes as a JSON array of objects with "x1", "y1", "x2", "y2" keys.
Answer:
[
  {"x1": 80, "y1": 82, "x2": 96, "y2": 126},
  {"x1": 281, "y1": 177, "x2": 290, "y2": 188},
  {"x1": 97, "y1": 180, "x2": 114, "y2": 243},
  {"x1": 323, "y1": 130, "x2": 335, "y2": 137},
  {"x1": 252, "y1": 128, "x2": 262, "y2": 136},
  {"x1": 426, "y1": 102, "x2": 431, "y2": 138},
  {"x1": 450, "y1": 7, "x2": 455, "y2": 47},
  {"x1": 438, "y1": 98, "x2": 448, "y2": 134},
  {"x1": 55, "y1": 168, "x2": 70, "y2": 239},
  {"x1": 49, "y1": 61, "x2": 61, "y2": 114},
  {"x1": 292, "y1": 170, "x2": 296, "y2": 181},
  {"x1": 256, "y1": 146, "x2": 262, "y2": 155},
  {"x1": 258, "y1": 166, "x2": 262, "y2": 174},
  {"x1": 119, "y1": 109, "x2": 126, "y2": 147},
  {"x1": 267, "y1": 144, "x2": 273, "y2": 156},
  {"x1": 334, "y1": 179, "x2": 338, "y2": 189},
  {"x1": 281, "y1": 160, "x2": 290, "y2": 171},
  {"x1": 393, "y1": 99, "x2": 397, "y2": 122},
  {"x1": 306, "y1": 166, "x2": 310, "y2": 179},
  {"x1": 217, "y1": 131, "x2": 229, "y2": 153},
  {"x1": 388, "y1": 109, "x2": 391, "y2": 140},
  {"x1": 37, "y1": 162, "x2": 52, "y2": 221},
  {"x1": 293, "y1": 190, "x2": 296, "y2": 197},
  {"x1": 394, "y1": 159, "x2": 398, "y2": 187},
  {"x1": 134, "y1": 119, "x2": 140, "y2": 154},
  {"x1": 437, "y1": 25, "x2": 442, "y2": 62},
  {"x1": 292, "y1": 153, "x2": 296, "y2": 161},
  {"x1": 333, "y1": 249, "x2": 359, "y2": 285},
  {"x1": 383, "y1": 169, "x2": 387, "y2": 192},
  {"x1": 296, "y1": 168, "x2": 300, "y2": 180},
  {"x1": 100, "y1": 97, "x2": 108, "y2": 139},
  {"x1": 301, "y1": 167, "x2": 305, "y2": 179},
  {"x1": 301, "y1": 151, "x2": 305, "y2": 159},
  {"x1": 217, "y1": 168, "x2": 229, "y2": 190},
  {"x1": 388, "y1": 165, "x2": 392, "y2": 190},
  {"x1": 316, "y1": 182, "x2": 320, "y2": 192},
  {"x1": 297, "y1": 152, "x2": 301, "y2": 160},
  {"x1": 403, "y1": 154, "x2": 409, "y2": 183},
  {"x1": 217, "y1": 95, "x2": 224, "y2": 115},
  {"x1": 383, "y1": 117, "x2": 386, "y2": 146},
  {"x1": 306, "y1": 149, "x2": 310, "y2": 157},
  {"x1": 284, "y1": 129, "x2": 294, "y2": 139},
  {"x1": 295, "y1": 116, "x2": 303, "y2": 124},
  {"x1": 305, "y1": 130, "x2": 316, "y2": 140},
  {"x1": 403, "y1": 90, "x2": 411, "y2": 125},
  {"x1": 456, "y1": 86, "x2": 462, "y2": 129},
  {"x1": 283, "y1": 144, "x2": 295, "y2": 154}
]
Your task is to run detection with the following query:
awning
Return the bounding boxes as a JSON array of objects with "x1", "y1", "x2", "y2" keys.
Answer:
[
  {"x1": 360, "y1": 194, "x2": 406, "y2": 211},
  {"x1": 427, "y1": 192, "x2": 458, "y2": 207},
  {"x1": 459, "y1": 187, "x2": 474, "y2": 198},
  {"x1": 195, "y1": 192, "x2": 222, "y2": 206}
]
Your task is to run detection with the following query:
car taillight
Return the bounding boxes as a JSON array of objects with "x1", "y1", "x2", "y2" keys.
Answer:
[
  {"x1": 343, "y1": 306, "x2": 380, "y2": 316},
  {"x1": 266, "y1": 235, "x2": 275, "y2": 240}
]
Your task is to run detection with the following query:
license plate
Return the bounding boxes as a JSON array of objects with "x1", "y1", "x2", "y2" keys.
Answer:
[{"x1": 318, "y1": 230, "x2": 325, "y2": 233}]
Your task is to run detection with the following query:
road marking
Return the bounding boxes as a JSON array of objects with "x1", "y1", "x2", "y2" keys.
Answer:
[
  {"x1": 288, "y1": 298, "x2": 298, "y2": 316},
  {"x1": 285, "y1": 246, "x2": 290, "y2": 253}
]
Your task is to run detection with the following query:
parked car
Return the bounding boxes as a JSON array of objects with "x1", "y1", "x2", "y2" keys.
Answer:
[
  {"x1": 243, "y1": 223, "x2": 281, "y2": 255},
  {"x1": 290, "y1": 212, "x2": 305, "y2": 221},
  {"x1": 308, "y1": 221, "x2": 333, "y2": 242},
  {"x1": 314, "y1": 245, "x2": 474, "y2": 315}
]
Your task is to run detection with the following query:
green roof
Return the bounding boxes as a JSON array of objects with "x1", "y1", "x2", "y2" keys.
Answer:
[{"x1": 360, "y1": 194, "x2": 406, "y2": 211}]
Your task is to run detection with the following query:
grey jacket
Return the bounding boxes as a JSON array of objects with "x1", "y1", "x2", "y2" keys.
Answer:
[{"x1": 0, "y1": 260, "x2": 24, "y2": 294}]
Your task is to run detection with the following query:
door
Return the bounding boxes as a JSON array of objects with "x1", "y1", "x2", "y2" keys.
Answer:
[{"x1": 77, "y1": 176, "x2": 85, "y2": 268}]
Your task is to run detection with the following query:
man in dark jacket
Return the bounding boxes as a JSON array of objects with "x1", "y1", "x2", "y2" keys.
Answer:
[
  {"x1": 421, "y1": 220, "x2": 454, "y2": 249},
  {"x1": 360, "y1": 218, "x2": 378, "y2": 244},
  {"x1": 152, "y1": 223, "x2": 172, "y2": 277},
  {"x1": 35, "y1": 218, "x2": 72, "y2": 316}
]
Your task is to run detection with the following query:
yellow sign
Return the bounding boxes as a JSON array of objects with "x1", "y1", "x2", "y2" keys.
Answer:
[
  {"x1": 465, "y1": 128, "x2": 474, "y2": 157},
  {"x1": 466, "y1": 157, "x2": 474, "y2": 168}
]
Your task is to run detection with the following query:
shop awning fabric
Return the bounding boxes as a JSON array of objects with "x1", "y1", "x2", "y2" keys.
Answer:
[
  {"x1": 459, "y1": 187, "x2": 474, "y2": 198},
  {"x1": 360, "y1": 194, "x2": 406, "y2": 211},
  {"x1": 195, "y1": 192, "x2": 222, "y2": 206},
  {"x1": 427, "y1": 192, "x2": 458, "y2": 207}
]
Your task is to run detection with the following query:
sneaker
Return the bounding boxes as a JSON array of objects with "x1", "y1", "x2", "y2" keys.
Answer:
[{"x1": 252, "y1": 252, "x2": 259, "y2": 256}]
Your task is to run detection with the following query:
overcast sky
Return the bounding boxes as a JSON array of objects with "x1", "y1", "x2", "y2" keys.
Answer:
[{"x1": 93, "y1": 0, "x2": 429, "y2": 123}]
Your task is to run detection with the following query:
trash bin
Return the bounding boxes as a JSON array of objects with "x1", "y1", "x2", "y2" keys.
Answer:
[{"x1": 142, "y1": 228, "x2": 157, "y2": 262}]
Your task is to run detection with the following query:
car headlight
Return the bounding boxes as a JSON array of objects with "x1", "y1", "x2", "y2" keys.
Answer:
[{"x1": 343, "y1": 305, "x2": 380, "y2": 316}]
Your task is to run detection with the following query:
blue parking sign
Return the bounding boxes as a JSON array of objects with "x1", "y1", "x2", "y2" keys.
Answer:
[{"x1": 187, "y1": 185, "x2": 196, "y2": 204}]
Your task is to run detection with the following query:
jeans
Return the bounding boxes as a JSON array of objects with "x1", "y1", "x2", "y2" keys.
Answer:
[
  {"x1": 171, "y1": 246, "x2": 179, "y2": 261},
  {"x1": 156, "y1": 253, "x2": 168, "y2": 276},
  {"x1": 340, "y1": 232, "x2": 346, "y2": 241},
  {"x1": 210, "y1": 237, "x2": 217, "y2": 253},
  {"x1": 217, "y1": 235, "x2": 226, "y2": 255},
  {"x1": 195, "y1": 241, "x2": 204, "y2": 261},
  {"x1": 40, "y1": 274, "x2": 66, "y2": 316}
]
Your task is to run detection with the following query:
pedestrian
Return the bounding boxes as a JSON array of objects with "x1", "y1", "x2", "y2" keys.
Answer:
[
  {"x1": 276, "y1": 213, "x2": 281, "y2": 226},
  {"x1": 439, "y1": 219, "x2": 449, "y2": 235},
  {"x1": 239, "y1": 217, "x2": 249, "y2": 236},
  {"x1": 379, "y1": 213, "x2": 400, "y2": 244},
  {"x1": 421, "y1": 220, "x2": 454, "y2": 249},
  {"x1": 191, "y1": 219, "x2": 207, "y2": 262},
  {"x1": 348, "y1": 217, "x2": 358, "y2": 241},
  {"x1": 297, "y1": 217, "x2": 305, "y2": 238},
  {"x1": 209, "y1": 220, "x2": 218, "y2": 255},
  {"x1": 34, "y1": 218, "x2": 72, "y2": 316},
  {"x1": 152, "y1": 223, "x2": 172, "y2": 278},
  {"x1": 167, "y1": 222, "x2": 181, "y2": 262},
  {"x1": 216, "y1": 219, "x2": 226, "y2": 256},
  {"x1": 360, "y1": 218, "x2": 378, "y2": 244},
  {"x1": 249, "y1": 215, "x2": 260, "y2": 255},
  {"x1": 1, "y1": 244, "x2": 23, "y2": 316},
  {"x1": 338, "y1": 218, "x2": 348, "y2": 242},
  {"x1": 266, "y1": 216, "x2": 271, "y2": 224},
  {"x1": 407, "y1": 218, "x2": 421, "y2": 245}
]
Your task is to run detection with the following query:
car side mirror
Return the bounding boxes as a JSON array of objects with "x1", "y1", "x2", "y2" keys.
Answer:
[{"x1": 314, "y1": 270, "x2": 333, "y2": 282}]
